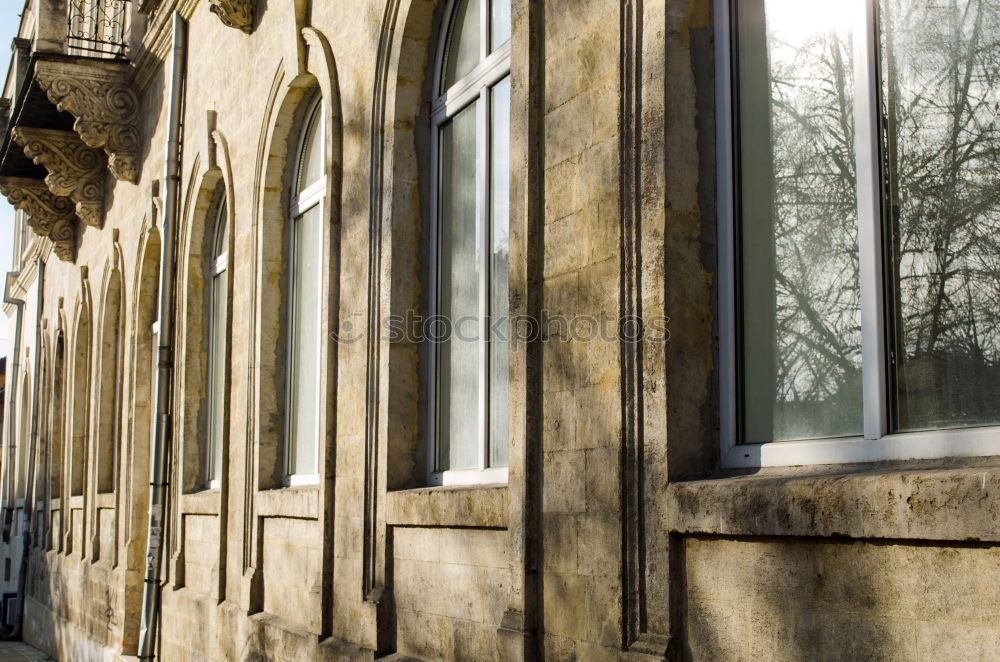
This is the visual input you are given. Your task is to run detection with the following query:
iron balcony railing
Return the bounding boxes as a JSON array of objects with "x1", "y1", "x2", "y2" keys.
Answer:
[{"x1": 67, "y1": 0, "x2": 131, "y2": 59}]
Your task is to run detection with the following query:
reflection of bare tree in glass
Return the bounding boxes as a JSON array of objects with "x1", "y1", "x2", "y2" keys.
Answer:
[
  {"x1": 757, "y1": 18, "x2": 862, "y2": 440},
  {"x1": 882, "y1": 0, "x2": 1000, "y2": 430}
]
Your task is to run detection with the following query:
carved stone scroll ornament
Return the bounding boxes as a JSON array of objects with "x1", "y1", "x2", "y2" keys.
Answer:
[
  {"x1": 0, "y1": 177, "x2": 77, "y2": 262},
  {"x1": 33, "y1": 60, "x2": 140, "y2": 184},
  {"x1": 12, "y1": 127, "x2": 106, "y2": 228},
  {"x1": 209, "y1": 0, "x2": 255, "y2": 33}
]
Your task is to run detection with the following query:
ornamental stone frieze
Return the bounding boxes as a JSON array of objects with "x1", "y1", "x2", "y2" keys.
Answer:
[
  {"x1": 12, "y1": 127, "x2": 106, "y2": 228},
  {"x1": 209, "y1": 0, "x2": 255, "y2": 33},
  {"x1": 0, "y1": 177, "x2": 77, "y2": 262},
  {"x1": 33, "y1": 60, "x2": 141, "y2": 184}
]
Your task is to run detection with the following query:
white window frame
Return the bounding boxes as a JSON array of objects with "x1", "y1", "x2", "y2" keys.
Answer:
[
  {"x1": 283, "y1": 97, "x2": 325, "y2": 488},
  {"x1": 716, "y1": 0, "x2": 1000, "y2": 469},
  {"x1": 205, "y1": 200, "x2": 228, "y2": 490},
  {"x1": 427, "y1": 0, "x2": 511, "y2": 487}
]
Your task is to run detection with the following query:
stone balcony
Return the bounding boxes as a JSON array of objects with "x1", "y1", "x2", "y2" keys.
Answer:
[{"x1": 0, "y1": 0, "x2": 140, "y2": 263}]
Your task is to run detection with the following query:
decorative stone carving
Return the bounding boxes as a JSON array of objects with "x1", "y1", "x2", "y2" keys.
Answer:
[
  {"x1": 137, "y1": 0, "x2": 162, "y2": 15},
  {"x1": 0, "y1": 177, "x2": 77, "y2": 261},
  {"x1": 34, "y1": 60, "x2": 141, "y2": 184},
  {"x1": 209, "y1": 0, "x2": 255, "y2": 33},
  {"x1": 12, "y1": 127, "x2": 106, "y2": 228}
]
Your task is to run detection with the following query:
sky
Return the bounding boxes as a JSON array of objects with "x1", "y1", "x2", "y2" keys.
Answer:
[{"x1": 0, "y1": 6, "x2": 22, "y2": 353}]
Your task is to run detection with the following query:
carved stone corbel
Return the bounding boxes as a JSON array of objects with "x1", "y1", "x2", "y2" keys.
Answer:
[
  {"x1": 34, "y1": 60, "x2": 141, "y2": 184},
  {"x1": 12, "y1": 127, "x2": 106, "y2": 228},
  {"x1": 0, "y1": 177, "x2": 77, "y2": 262},
  {"x1": 209, "y1": 0, "x2": 255, "y2": 33}
]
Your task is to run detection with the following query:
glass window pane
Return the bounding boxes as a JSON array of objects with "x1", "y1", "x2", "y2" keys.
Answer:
[
  {"x1": 214, "y1": 203, "x2": 228, "y2": 261},
  {"x1": 297, "y1": 103, "x2": 324, "y2": 194},
  {"x1": 444, "y1": 0, "x2": 481, "y2": 91},
  {"x1": 208, "y1": 269, "x2": 227, "y2": 483},
  {"x1": 438, "y1": 102, "x2": 481, "y2": 471},
  {"x1": 491, "y1": 0, "x2": 511, "y2": 50},
  {"x1": 881, "y1": 0, "x2": 1000, "y2": 431},
  {"x1": 735, "y1": 0, "x2": 862, "y2": 443},
  {"x1": 288, "y1": 204, "x2": 323, "y2": 476},
  {"x1": 490, "y1": 77, "x2": 510, "y2": 468}
]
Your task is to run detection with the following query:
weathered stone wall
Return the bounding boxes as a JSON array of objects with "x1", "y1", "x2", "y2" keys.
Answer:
[
  {"x1": 684, "y1": 537, "x2": 1000, "y2": 661},
  {"x1": 0, "y1": 0, "x2": 998, "y2": 660}
]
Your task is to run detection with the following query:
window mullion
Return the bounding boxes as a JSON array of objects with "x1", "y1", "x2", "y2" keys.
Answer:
[
  {"x1": 853, "y1": 0, "x2": 888, "y2": 441},
  {"x1": 429, "y1": 118, "x2": 441, "y2": 477},
  {"x1": 477, "y1": 90, "x2": 489, "y2": 471},
  {"x1": 481, "y1": 0, "x2": 490, "y2": 59},
  {"x1": 715, "y1": 0, "x2": 737, "y2": 453}
]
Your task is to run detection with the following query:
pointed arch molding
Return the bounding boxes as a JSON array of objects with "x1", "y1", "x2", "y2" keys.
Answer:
[
  {"x1": 34, "y1": 59, "x2": 141, "y2": 184},
  {"x1": 0, "y1": 177, "x2": 77, "y2": 262},
  {"x1": 12, "y1": 127, "x2": 106, "y2": 228},
  {"x1": 209, "y1": 0, "x2": 255, "y2": 33}
]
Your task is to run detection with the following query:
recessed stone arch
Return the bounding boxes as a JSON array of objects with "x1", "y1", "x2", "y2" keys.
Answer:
[
  {"x1": 67, "y1": 289, "x2": 91, "y2": 497},
  {"x1": 241, "y1": 25, "x2": 344, "y2": 628},
  {"x1": 177, "y1": 145, "x2": 233, "y2": 496},
  {"x1": 33, "y1": 331, "x2": 49, "y2": 548},
  {"x1": 94, "y1": 260, "x2": 124, "y2": 499},
  {"x1": 119, "y1": 222, "x2": 161, "y2": 656},
  {"x1": 252, "y1": 28, "x2": 343, "y2": 492},
  {"x1": 49, "y1": 325, "x2": 66, "y2": 550},
  {"x1": 66, "y1": 283, "x2": 92, "y2": 558}
]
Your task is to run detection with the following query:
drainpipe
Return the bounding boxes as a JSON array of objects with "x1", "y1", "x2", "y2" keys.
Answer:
[
  {"x1": 1, "y1": 272, "x2": 24, "y2": 539},
  {"x1": 137, "y1": 12, "x2": 185, "y2": 660},
  {"x1": 13, "y1": 258, "x2": 43, "y2": 638}
]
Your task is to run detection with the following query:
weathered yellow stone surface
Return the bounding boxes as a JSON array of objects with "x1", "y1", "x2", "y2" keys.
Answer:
[{"x1": 0, "y1": 0, "x2": 997, "y2": 660}]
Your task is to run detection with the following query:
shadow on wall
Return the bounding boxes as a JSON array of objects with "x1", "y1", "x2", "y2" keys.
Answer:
[{"x1": 679, "y1": 530, "x2": 1000, "y2": 660}]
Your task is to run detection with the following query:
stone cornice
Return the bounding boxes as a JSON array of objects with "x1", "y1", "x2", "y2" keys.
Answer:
[
  {"x1": 34, "y1": 59, "x2": 141, "y2": 184},
  {"x1": 0, "y1": 177, "x2": 77, "y2": 262},
  {"x1": 209, "y1": 0, "x2": 255, "y2": 33},
  {"x1": 12, "y1": 127, "x2": 106, "y2": 228}
]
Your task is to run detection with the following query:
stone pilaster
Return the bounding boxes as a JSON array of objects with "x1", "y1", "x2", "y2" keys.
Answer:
[
  {"x1": 34, "y1": 60, "x2": 141, "y2": 184},
  {"x1": 209, "y1": 0, "x2": 255, "y2": 33},
  {"x1": 0, "y1": 177, "x2": 77, "y2": 261},
  {"x1": 13, "y1": 127, "x2": 106, "y2": 228}
]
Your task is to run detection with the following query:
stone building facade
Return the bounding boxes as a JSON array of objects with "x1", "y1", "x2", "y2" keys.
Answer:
[{"x1": 0, "y1": 0, "x2": 998, "y2": 661}]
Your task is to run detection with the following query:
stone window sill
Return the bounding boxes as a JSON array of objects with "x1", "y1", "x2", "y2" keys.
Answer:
[
  {"x1": 256, "y1": 485, "x2": 319, "y2": 520},
  {"x1": 182, "y1": 489, "x2": 221, "y2": 516},
  {"x1": 667, "y1": 457, "x2": 1000, "y2": 543},
  {"x1": 386, "y1": 484, "x2": 508, "y2": 529},
  {"x1": 94, "y1": 492, "x2": 115, "y2": 509}
]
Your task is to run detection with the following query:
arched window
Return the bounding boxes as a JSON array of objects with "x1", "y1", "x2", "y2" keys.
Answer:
[
  {"x1": 430, "y1": 0, "x2": 511, "y2": 483},
  {"x1": 97, "y1": 270, "x2": 123, "y2": 495},
  {"x1": 285, "y1": 97, "x2": 325, "y2": 485},
  {"x1": 50, "y1": 332, "x2": 66, "y2": 550},
  {"x1": 69, "y1": 311, "x2": 90, "y2": 498},
  {"x1": 51, "y1": 332, "x2": 66, "y2": 502},
  {"x1": 206, "y1": 201, "x2": 229, "y2": 488}
]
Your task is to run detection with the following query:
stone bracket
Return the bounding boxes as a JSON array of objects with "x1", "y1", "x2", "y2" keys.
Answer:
[
  {"x1": 12, "y1": 127, "x2": 107, "y2": 228},
  {"x1": 34, "y1": 59, "x2": 141, "y2": 184},
  {"x1": 209, "y1": 0, "x2": 255, "y2": 33},
  {"x1": 0, "y1": 176, "x2": 77, "y2": 262}
]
